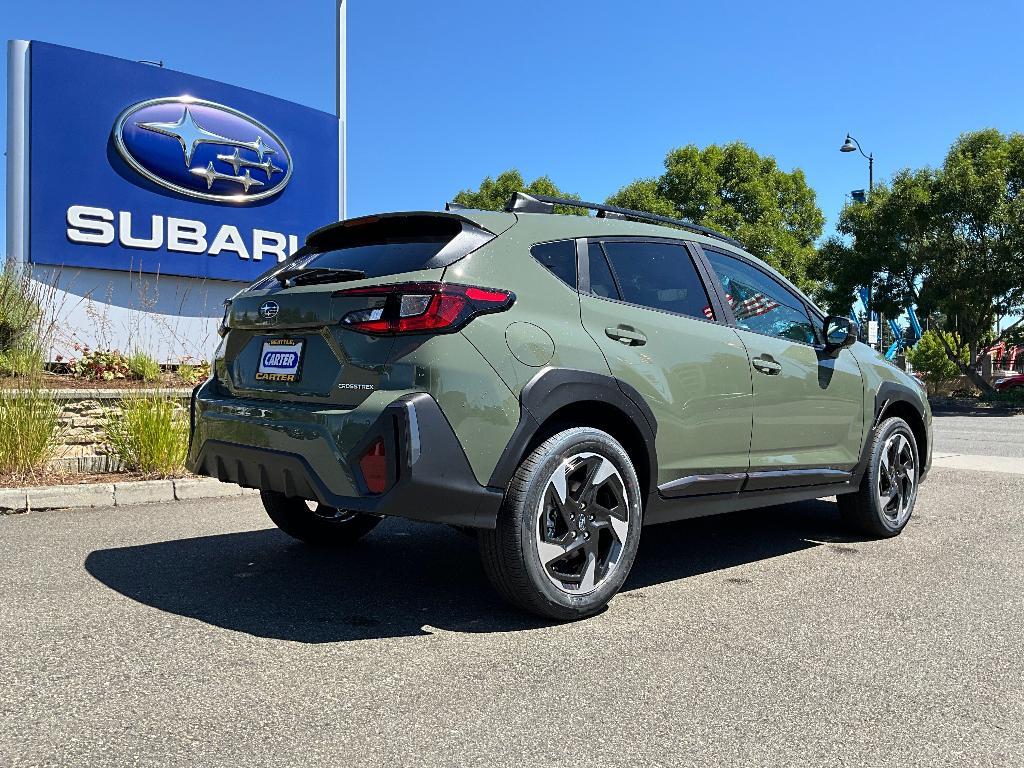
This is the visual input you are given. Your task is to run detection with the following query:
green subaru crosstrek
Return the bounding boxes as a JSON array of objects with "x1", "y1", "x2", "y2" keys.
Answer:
[{"x1": 188, "y1": 193, "x2": 931, "y2": 620}]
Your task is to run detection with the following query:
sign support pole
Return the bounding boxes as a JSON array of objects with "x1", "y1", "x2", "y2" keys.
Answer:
[
  {"x1": 6, "y1": 40, "x2": 31, "y2": 271},
  {"x1": 336, "y1": 0, "x2": 347, "y2": 221}
]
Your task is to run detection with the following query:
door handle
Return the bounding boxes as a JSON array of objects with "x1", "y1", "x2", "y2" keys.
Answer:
[
  {"x1": 605, "y1": 326, "x2": 647, "y2": 346},
  {"x1": 752, "y1": 356, "x2": 782, "y2": 375}
]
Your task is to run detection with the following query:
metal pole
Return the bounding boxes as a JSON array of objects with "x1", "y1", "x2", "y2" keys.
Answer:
[
  {"x1": 6, "y1": 40, "x2": 31, "y2": 273},
  {"x1": 336, "y1": 0, "x2": 347, "y2": 221},
  {"x1": 868, "y1": 153, "x2": 873, "y2": 192}
]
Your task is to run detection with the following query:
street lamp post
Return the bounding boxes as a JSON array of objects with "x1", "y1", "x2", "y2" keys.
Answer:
[
  {"x1": 840, "y1": 133, "x2": 876, "y2": 346},
  {"x1": 840, "y1": 133, "x2": 873, "y2": 191}
]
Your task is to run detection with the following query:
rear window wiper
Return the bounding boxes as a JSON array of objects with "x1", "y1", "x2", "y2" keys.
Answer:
[{"x1": 276, "y1": 267, "x2": 367, "y2": 286}]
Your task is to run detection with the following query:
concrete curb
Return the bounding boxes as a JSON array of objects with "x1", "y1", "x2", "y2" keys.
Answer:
[{"x1": 0, "y1": 477, "x2": 257, "y2": 513}]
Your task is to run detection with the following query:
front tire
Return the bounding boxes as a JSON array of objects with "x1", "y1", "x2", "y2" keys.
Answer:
[
  {"x1": 838, "y1": 416, "x2": 920, "y2": 537},
  {"x1": 479, "y1": 428, "x2": 643, "y2": 621},
  {"x1": 261, "y1": 491, "x2": 382, "y2": 546}
]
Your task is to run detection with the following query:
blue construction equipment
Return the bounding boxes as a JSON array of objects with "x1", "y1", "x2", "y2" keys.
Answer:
[{"x1": 854, "y1": 288, "x2": 922, "y2": 360}]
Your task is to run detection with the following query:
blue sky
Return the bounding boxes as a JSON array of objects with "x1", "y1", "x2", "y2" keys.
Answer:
[{"x1": 3, "y1": 0, "x2": 1022, "y2": 248}]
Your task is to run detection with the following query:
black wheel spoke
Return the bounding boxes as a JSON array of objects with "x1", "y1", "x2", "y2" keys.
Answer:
[
  {"x1": 877, "y1": 431, "x2": 917, "y2": 525},
  {"x1": 535, "y1": 451, "x2": 631, "y2": 594}
]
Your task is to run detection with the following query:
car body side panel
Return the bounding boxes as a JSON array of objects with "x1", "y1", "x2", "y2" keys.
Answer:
[
  {"x1": 382, "y1": 332, "x2": 521, "y2": 487},
  {"x1": 579, "y1": 293, "x2": 754, "y2": 484},
  {"x1": 852, "y1": 343, "x2": 932, "y2": 459},
  {"x1": 452, "y1": 221, "x2": 611, "y2": 402},
  {"x1": 735, "y1": 330, "x2": 866, "y2": 471}
]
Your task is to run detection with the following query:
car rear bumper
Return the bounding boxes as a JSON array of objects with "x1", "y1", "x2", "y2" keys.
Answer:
[{"x1": 188, "y1": 382, "x2": 503, "y2": 528}]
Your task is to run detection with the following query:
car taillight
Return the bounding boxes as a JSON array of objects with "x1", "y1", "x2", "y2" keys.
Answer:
[
  {"x1": 335, "y1": 282, "x2": 515, "y2": 335},
  {"x1": 359, "y1": 438, "x2": 388, "y2": 494}
]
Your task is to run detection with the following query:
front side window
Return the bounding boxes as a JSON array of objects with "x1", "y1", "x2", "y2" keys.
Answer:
[
  {"x1": 703, "y1": 250, "x2": 817, "y2": 344},
  {"x1": 597, "y1": 240, "x2": 714, "y2": 320}
]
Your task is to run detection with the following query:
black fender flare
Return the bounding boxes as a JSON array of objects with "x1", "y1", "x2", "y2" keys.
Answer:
[
  {"x1": 852, "y1": 380, "x2": 929, "y2": 483},
  {"x1": 487, "y1": 367, "x2": 659, "y2": 493}
]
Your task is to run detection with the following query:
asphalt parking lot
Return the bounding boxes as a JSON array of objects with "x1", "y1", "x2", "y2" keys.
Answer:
[{"x1": 2, "y1": 412, "x2": 1022, "y2": 767}]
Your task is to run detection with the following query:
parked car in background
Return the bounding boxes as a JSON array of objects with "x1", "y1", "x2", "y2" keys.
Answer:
[
  {"x1": 188, "y1": 193, "x2": 932, "y2": 620},
  {"x1": 994, "y1": 372, "x2": 1024, "y2": 392}
]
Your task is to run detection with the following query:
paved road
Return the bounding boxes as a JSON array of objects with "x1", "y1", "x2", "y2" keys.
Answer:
[
  {"x1": 932, "y1": 410, "x2": 1024, "y2": 458},
  {"x1": 2, "y1": 421, "x2": 1023, "y2": 766}
]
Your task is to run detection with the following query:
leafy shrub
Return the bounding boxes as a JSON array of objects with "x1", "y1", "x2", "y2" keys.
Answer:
[
  {"x1": 0, "y1": 271, "x2": 46, "y2": 380},
  {"x1": 104, "y1": 393, "x2": 188, "y2": 476},
  {"x1": 0, "y1": 387, "x2": 65, "y2": 477},
  {"x1": 177, "y1": 359, "x2": 211, "y2": 385},
  {"x1": 0, "y1": 270, "x2": 42, "y2": 354},
  {"x1": 67, "y1": 345, "x2": 130, "y2": 381},
  {"x1": 0, "y1": 342, "x2": 46, "y2": 379},
  {"x1": 985, "y1": 387, "x2": 1024, "y2": 405},
  {"x1": 907, "y1": 330, "x2": 967, "y2": 393},
  {"x1": 126, "y1": 350, "x2": 162, "y2": 382}
]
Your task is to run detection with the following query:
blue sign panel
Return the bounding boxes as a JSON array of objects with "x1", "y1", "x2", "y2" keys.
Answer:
[{"x1": 28, "y1": 42, "x2": 339, "y2": 282}]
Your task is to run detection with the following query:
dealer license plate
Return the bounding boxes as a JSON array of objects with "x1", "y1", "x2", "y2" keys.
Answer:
[{"x1": 255, "y1": 338, "x2": 304, "y2": 383}]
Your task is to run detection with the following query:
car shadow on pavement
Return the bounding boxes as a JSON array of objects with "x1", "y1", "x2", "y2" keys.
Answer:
[{"x1": 84, "y1": 498, "x2": 857, "y2": 643}]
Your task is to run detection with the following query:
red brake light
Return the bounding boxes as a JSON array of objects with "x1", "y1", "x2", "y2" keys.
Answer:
[
  {"x1": 336, "y1": 282, "x2": 515, "y2": 335},
  {"x1": 359, "y1": 438, "x2": 388, "y2": 494}
]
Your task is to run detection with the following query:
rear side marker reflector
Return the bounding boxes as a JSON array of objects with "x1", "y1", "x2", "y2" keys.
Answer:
[
  {"x1": 336, "y1": 282, "x2": 515, "y2": 335},
  {"x1": 359, "y1": 438, "x2": 388, "y2": 495}
]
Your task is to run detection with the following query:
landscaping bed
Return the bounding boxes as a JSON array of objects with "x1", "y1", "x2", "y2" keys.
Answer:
[
  {"x1": 929, "y1": 395, "x2": 1024, "y2": 415},
  {"x1": 0, "y1": 469, "x2": 192, "y2": 488}
]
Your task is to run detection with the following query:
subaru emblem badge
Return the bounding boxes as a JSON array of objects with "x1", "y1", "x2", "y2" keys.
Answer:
[
  {"x1": 113, "y1": 96, "x2": 292, "y2": 203},
  {"x1": 259, "y1": 301, "x2": 280, "y2": 320}
]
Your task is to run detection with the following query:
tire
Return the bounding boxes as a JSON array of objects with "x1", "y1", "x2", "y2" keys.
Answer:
[
  {"x1": 479, "y1": 427, "x2": 643, "y2": 621},
  {"x1": 837, "y1": 416, "x2": 920, "y2": 538},
  {"x1": 261, "y1": 491, "x2": 383, "y2": 546}
]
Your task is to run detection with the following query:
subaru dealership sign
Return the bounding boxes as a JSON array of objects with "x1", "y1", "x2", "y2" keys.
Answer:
[
  {"x1": 20, "y1": 41, "x2": 338, "y2": 282},
  {"x1": 6, "y1": 40, "x2": 342, "y2": 360}
]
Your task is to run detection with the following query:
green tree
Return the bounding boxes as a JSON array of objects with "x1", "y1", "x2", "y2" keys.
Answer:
[
  {"x1": 452, "y1": 169, "x2": 586, "y2": 215},
  {"x1": 812, "y1": 129, "x2": 1024, "y2": 392},
  {"x1": 607, "y1": 142, "x2": 825, "y2": 288},
  {"x1": 906, "y1": 330, "x2": 967, "y2": 393}
]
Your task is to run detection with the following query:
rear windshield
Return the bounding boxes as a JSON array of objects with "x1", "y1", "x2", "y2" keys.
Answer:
[
  {"x1": 299, "y1": 238, "x2": 451, "y2": 278},
  {"x1": 251, "y1": 215, "x2": 473, "y2": 288}
]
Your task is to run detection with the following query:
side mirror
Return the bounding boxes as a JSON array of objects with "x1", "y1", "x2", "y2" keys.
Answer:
[{"x1": 824, "y1": 316, "x2": 857, "y2": 352}]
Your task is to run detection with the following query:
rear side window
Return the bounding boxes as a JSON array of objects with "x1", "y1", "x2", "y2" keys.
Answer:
[
  {"x1": 530, "y1": 241, "x2": 577, "y2": 288},
  {"x1": 599, "y1": 240, "x2": 715, "y2": 320},
  {"x1": 587, "y1": 242, "x2": 620, "y2": 299},
  {"x1": 703, "y1": 250, "x2": 817, "y2": 344}
]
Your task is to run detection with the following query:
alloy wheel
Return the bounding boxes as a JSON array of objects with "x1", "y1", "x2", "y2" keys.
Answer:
[
  {"x1": 877, "y1": 432, "x2": 917, "y2": 527},
  {"x1": 534, "y1": 452, "x2": 630, "y2": 595}
]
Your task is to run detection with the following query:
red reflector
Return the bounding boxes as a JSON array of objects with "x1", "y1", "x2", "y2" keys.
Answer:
[
  {"x1": 464, "y1": 286, "x2": 510, "y2": 303},
  {"x1": 359, "y1": 438, "x2": 388, "y2": 494}
]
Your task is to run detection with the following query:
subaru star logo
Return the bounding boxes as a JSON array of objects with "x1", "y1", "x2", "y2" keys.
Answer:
[
  {"x1": 259, "y1": 301, "x2": 280, "y2": 319},
  {"x1": 113, "y1": 96, "x2": 292, "y2": 203}
]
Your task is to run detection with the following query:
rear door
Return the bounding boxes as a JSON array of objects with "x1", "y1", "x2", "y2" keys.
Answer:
[
  {"x1": 578, "y1": 238, "x2": 753, "y2": 494},
  {"x1": 699, "y1": 248, "x2": 865, "y2": 478}
]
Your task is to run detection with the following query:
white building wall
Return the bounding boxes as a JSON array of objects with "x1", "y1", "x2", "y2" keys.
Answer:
[{"x1": 31, "y1": 264, "x2": 237, "y2": 364}]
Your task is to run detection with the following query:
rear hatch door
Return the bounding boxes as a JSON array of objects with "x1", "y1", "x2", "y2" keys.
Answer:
[{"x1": 220, "y1": 212, "x2": 509, "y2": 407}]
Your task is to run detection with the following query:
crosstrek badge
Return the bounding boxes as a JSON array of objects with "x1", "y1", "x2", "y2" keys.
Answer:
[{"x1": 256, "y1": 339, "x2": 304, "y2": 382}]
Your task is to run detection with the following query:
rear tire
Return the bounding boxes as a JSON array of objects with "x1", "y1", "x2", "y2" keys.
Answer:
[
  {"x1": 261, "y1": 491, "x2": 382, "y2": 546},
  {"x1": 479, "y1": 427, "x2": 643, "y2": 621},
  {"x1": 838, "y1": 416, "x2": 920, "y2": 538}
]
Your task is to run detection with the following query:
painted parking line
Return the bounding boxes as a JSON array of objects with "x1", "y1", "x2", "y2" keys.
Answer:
[{"x1": 930, "y1": 452, "x2": 1024, "y2": 475}]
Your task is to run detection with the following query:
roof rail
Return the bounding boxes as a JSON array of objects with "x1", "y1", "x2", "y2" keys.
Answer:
[{"x1": 504, "y1": 192, "x2": 743, "y2": 248}]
